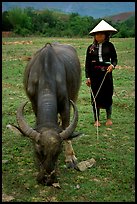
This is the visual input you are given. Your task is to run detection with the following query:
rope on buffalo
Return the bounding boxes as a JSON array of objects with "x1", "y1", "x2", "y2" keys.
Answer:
[{"x1": 90, "y1": 70, "x2": 109, "y2": 140}]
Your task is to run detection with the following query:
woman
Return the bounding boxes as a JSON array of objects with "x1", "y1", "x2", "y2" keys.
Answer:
[{"x1": 85, "y1": 20, "x2": 118, "y2": 127}]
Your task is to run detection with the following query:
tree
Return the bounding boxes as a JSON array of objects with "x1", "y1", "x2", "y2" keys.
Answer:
[
  {"x1": 2, "y1": 11, "x2": 13, "y2": 31},
  {"x1": 7, "y1": 7, "x2": 32, "y2": 35},
  {"x1": 2, "y1": 7, "x2": 135, "y2": 38}
]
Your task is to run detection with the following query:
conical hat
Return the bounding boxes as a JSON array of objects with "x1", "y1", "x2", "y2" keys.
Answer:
[{"x1": 89, "y1": 20, "x2": 117, "y2": 35}]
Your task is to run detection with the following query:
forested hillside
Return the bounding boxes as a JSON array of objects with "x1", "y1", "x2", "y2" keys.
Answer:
[{"x1": 2, "y1": 7, "x2": 135, "y2": 38}]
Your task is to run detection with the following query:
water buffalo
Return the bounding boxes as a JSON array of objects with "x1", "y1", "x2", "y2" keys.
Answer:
[{"x1": 16, "y1": 42, "x2": 81, "y2": 185}]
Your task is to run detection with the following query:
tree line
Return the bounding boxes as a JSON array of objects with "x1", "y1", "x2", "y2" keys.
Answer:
[{"x1": 2, "y1": 7, "x2": 135, "y2": 38}]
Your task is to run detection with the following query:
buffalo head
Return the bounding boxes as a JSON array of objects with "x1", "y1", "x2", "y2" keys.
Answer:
[{"x1": 16, "y1": 100, "x2": 78, "y2": 185}]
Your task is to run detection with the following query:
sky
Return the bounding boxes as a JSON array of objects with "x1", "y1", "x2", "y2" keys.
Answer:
[{"x1": 2, "y1": 2, "x2": 135, "y2": 18}]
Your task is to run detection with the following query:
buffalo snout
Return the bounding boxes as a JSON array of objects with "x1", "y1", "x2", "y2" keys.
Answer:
[{"x1": 37, "y1": 170, "x2": 57, "y2": 186}]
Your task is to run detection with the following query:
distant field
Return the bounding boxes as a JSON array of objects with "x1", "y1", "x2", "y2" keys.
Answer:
[{"x1": 2, "y1": 37, "x2": 135, "y2": 202}]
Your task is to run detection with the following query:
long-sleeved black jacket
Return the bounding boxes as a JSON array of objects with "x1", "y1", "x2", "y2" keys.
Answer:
[{"x1": 85, "y1": 41, "x2": 117, "y2": 78}]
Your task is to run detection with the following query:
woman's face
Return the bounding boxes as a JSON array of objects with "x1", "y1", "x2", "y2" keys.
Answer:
[{"x1": 95, "y1": 32, "x2": 106, "y2": 43}]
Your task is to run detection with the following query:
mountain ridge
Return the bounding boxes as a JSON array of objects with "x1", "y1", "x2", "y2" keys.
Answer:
[{"x1": 104, "y1": 11, "x2": 135, "y2": 22}]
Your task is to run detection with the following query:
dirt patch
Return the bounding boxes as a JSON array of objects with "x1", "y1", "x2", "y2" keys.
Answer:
[
  {"x1": 2, "y1": 31, "x2": 13, "y2": 37},
  {"x1": 2, "y1": 40, "x2": 33, "y2": 45},
  {"x1": 116, "y1": 65, "x2": 134, "y2": 69},
  {"x1": 3, "y1": 56, "x2": 31, "y2": 61},
  {"x1": 2, "y1": 82, "x2": 15, "y2": 89},
  {"x1": 2, "y1": 193, "x2": 15, "y2": 202}
]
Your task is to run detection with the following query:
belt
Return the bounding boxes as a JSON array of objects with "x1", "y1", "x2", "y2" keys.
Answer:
[{"x1": 94, "y1": 65, "x2": 108, "y2": 71}]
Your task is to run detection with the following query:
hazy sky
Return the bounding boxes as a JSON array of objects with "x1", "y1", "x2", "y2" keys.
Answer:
[{"x1": 2, "y1": 2, "x2": 135, "y2": 18}]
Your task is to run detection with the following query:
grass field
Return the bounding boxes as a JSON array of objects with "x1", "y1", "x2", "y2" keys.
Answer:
[{"x1": 2, "y1": 37, "x2": 135, "y2": 202}]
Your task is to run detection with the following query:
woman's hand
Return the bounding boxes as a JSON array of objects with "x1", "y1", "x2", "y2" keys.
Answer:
[
  {"x1": 107, "y1": 64, "x2": 114, "y2": 72},
  {"x1": 86, "y1": 78, "x2": 91, "y2": 87}
]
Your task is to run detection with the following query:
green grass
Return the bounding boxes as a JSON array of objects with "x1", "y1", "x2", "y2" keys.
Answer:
[{"x1": 2, "y1": 37, "x2": 135, "y2": 202}]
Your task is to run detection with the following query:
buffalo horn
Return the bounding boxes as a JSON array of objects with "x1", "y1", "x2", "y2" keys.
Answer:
[
  {"x1": 60, "y1": 100, "x2": 78, "y2": 140},
  {"x1": 16, "y1": 101, "x2": 40, "y2": 141}
]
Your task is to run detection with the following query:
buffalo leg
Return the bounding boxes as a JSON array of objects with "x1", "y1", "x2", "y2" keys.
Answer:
[
  {"x1": 64, "y1": 140, "x2": 78, "y2": 168},
  {"x1": 60, "y1": 101, "x2": 78, "y2": 168}
]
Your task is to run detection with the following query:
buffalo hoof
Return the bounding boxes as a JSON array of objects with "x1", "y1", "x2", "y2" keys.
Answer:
[
  {"x1": 66, "y1": 159, "x2": 78, "y2": 169},
  {"x1": 65, "y1": 154, "x2": 78, "y2": 169}
]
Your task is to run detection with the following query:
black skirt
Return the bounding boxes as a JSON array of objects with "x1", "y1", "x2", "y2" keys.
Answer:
[{"x1": 90, "y1": 67, "x2": 113, "y2": 109}]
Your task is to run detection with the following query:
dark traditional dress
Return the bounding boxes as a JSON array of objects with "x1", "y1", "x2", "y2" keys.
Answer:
[{"x1": 85, "y1": 41, "x2": 117, "y2": 110}]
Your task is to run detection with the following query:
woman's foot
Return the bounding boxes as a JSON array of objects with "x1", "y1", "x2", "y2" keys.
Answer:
[
  {"x1": 94, "y1": 121, "x2": 101, "y2": 127},
  {"x1": 106, "y1": 119, "x2": 113, "y2": 126}
]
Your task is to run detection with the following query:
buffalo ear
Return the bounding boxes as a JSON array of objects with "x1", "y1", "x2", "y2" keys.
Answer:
[{"x1": 66, "y1": 131, "x2": 83, "y2": 140}]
